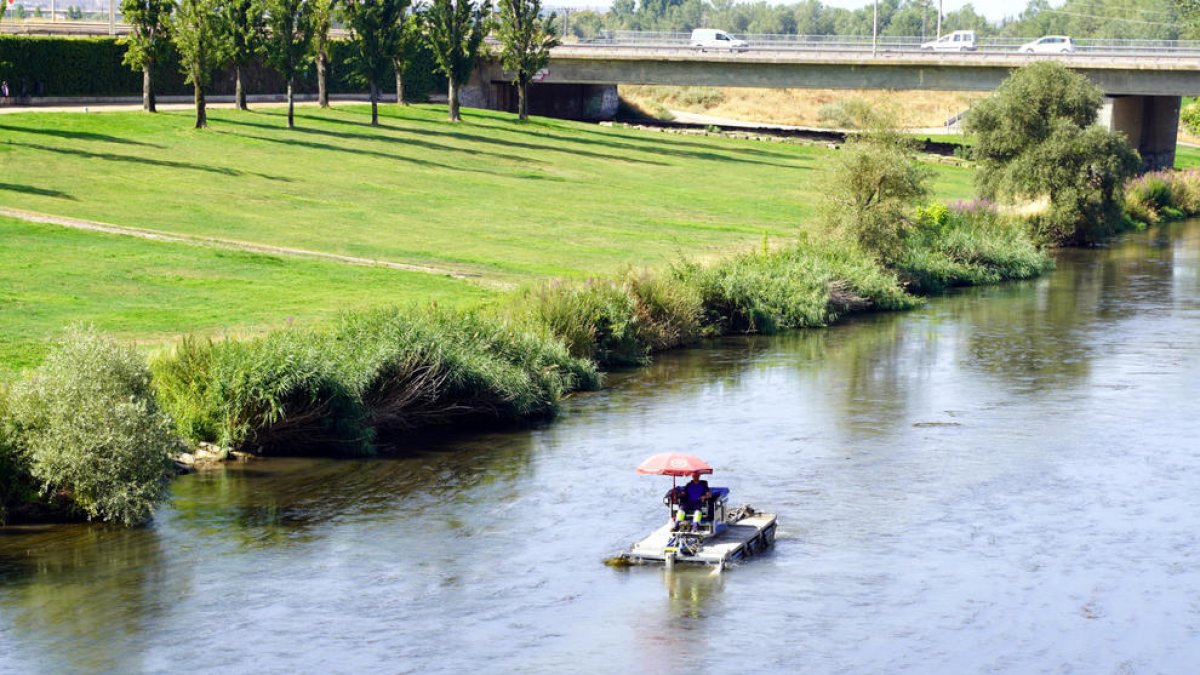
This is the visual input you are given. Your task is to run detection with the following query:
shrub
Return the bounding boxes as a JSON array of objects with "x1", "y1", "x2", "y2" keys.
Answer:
[
  {"x1": 898, "y1": 202, "x2": 1053, "y2": 294},
  {"x1": 1182, "y1": 103, "x2": 1200, "y2": 137},
  {"x1": 209, "y1": 330, "x2": 364, "y2": 455},
  {"x1": 817, "y1": 97, "x2": 875, "y2": 129},
  {"x1": 673, "y1": 239, "x2": 916, "y2": 335},
  {"x1": 332, "y1": 308, "x2": 598, "y2": 436},
  {"x1": 5, "y1": 328, "x2": 177, "y2": 525},
  {"x1": 1123, "y1": 170, "x2": 1200, "y2": 226},
  {"x1": 519, "y1": 279, "x2": 647, "y2": 367},
  {"x1": 624, "y1": 269, "x2": 703, "y2": 352}
]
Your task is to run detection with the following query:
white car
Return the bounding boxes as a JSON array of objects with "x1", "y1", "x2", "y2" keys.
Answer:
[
  {"x1": 920, "y1": 30, "x2": 977, "y2": 52},
  {"x1": 1020, "y1": 35, "x2": 1075, "y2": 53},
  {"x1": 690, "y1": 29, "x2": 749, "y2": 53}
]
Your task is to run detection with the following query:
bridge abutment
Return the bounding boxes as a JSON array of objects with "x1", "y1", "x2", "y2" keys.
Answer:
[
  {"x1": 461, "y1": 64, "x2": 618, "y2": 121},
  {"x1": 1099, "y1": 95, "x2": 1181, "y2": 172}
]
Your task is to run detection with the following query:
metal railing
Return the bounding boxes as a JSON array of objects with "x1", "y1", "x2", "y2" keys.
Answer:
[{"x1": 577, "y1": 30, "x2": 1200, "y2": 55}]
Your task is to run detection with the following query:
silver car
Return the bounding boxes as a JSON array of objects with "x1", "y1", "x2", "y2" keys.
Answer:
[{"x1": 1020, "y1": 36, "x2": 1075, "y2": 53}]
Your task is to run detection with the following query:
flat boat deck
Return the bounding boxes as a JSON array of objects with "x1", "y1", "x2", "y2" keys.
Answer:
[{"x1": 625, "y1": 513, "x2": 777, "y2": 567}]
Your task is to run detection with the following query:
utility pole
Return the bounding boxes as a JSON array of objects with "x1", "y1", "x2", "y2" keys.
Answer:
[
  {"x1": 109, "y1": 0, "x2": 115, "y2": 34},
  {"x1": 937, "y1": 0, "x2": 943, "y2": 37},
  {"x1": 872, "y1": 0, "x2": 878, "y2": 56}
]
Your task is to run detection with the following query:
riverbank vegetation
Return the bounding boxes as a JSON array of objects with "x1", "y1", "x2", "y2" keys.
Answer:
[
  {"x1": 0, "y1": 98, "x2": 1061, "y2": 525},
  {"x1": 966, "y1": 62, "x2": 1140, "y2": 246}
]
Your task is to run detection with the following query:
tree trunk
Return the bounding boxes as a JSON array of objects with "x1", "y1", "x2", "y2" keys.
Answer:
[
  {"x1": 194, "y1": 82, "x2": 207, "y2": 129},
  {"x1": 317, "y1": 50, "x2": 329, "y2": 108},
  {"x1": 370, "y1": 82, "x2": 379, "y2": 126},
  {"x1": 235, "y1": 64, "x2": 248, "y2": 111},
  {"x1": 142, "y1": 63, "x2": 155, "y2": 113},
  {"x1": 287, "y1": 79, "x2": 295, "y2": 129},
  {"x1": 518, "y1": 79, "x2": 528, "y2": 121},
  {"x1": 393, "y1": 57, "x2": 405, "y2": 106},
  {"x1": 448, "y1": 77, "x2": 460, "y2": 122}
]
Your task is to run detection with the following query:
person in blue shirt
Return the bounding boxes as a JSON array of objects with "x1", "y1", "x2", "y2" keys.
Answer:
[{"x1": 680, "y1": 471, "x2": 712, "y2": 518}]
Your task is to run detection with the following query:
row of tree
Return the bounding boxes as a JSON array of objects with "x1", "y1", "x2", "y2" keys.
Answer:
[
  {"x1": 120, "y1": 0, "x2": 560, "y2": 129},
  {"x1": 563, "y1": 0, "x2": 1200, "y2": 42}
]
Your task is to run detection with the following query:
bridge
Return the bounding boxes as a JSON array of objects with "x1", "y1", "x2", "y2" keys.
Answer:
[{"x1": 467, "y1": 38, "x2": 1200, "y2": 170}]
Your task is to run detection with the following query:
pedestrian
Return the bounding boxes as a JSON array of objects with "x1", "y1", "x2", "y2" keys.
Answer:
[{"x1": 1, "y1": 81, "x2": 9, "y2": 105}]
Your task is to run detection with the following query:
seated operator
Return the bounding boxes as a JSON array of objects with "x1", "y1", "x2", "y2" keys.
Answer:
[{"x1": 680, "y1": 471, "x2": 712, "y2": 520}]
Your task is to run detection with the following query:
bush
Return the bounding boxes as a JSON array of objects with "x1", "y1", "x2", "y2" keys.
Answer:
[
  {"x1": 333, "y1": 308, "x2": 598, "y2": 436},
  {"x1": 624, "y1": 269, "x2": 703, "y2": 352},
  {"x1": 1124, "y1": 170, "x2": 1200, "y2": 226},
  {"x1": 153, "y1": 329, "x2": 367, "y2": 455},
  {"x1": 1182, "y1": 103, "x2": 1200, "y2": 137},
  {"x1": 519, "y1": 279, "x2": 647, "y2": 367},
  {"x1": 0, "y1": 35, "x2": 444, "y2": 100},
  {"x1": 898, "y1": 201, "x2": 1053, "y2": 294},
  {"x1": 673, "y1": 239, "x2": 916, "y2": 335},
  {"x1": 4, "y1": 328, "x2": 177, "y2": 525},
  {"x1": 817, "y1": 97, "x2": 875, "y2": 129}
]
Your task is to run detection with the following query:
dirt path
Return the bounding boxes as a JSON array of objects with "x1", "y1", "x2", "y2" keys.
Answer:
[{"x1": 0, "y1": 206, "x2": 478, "y2": 279}]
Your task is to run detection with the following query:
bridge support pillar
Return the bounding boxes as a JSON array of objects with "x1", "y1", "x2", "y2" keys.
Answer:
[{"x1": 1099, "y1": 95, "x2": 1180, "y2": 172}]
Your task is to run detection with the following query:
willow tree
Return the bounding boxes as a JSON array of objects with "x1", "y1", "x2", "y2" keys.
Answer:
[
  {"x1": 174, "y1": 0, "x2": 229, "y2": 128},
  {"x1": 422, "y1": 0, "x2": 489, "y2": 122},
  {"x1": 215, "y1": 0, "x2": 264, "y2": 111},
  {"x1": 263, "y1": 0, "x2": 314, "y2": 128},
  {"x1": 311, "y1": 0, "x2": 335, "y2": 108},
  {"x1": 496, "y1": 0, "x2": 558, "y2": 121},
  {"x1": 119, "y1": 0, "x2": 175, "y2": 112},
  {"x1": 965, "y1": 61, "x2": 1139, "y2": 245},
  {"x1": 343, "y1": 0, "x2": 408, "y2": 125}
]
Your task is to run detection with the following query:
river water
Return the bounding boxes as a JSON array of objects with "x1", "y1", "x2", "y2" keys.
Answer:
[{"x1": 1, "y1": 222, "x2": 1198, "y2": 673}]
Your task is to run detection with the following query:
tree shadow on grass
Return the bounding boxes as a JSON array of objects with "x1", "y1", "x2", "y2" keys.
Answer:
[
  {"x1": 293, "y1": 111, "x2": 672, "y2": 167},
  {"x1": 458, "y1": 114, "x2": 811, "y2": 162},
  {"x1": 327, "y1": 107, "x2": 804, "y2": 169},
  {"x1": 218, "y1": 115, "x2": 546, "y2": 167},
  {"x1": 224, "y1": 130, "x2": 518, "y2": 176},
  {"x1": 0, "y1": 183, "x2": 76, "y2": 199},
  {"x1": 0, "y1": 122, "x2": 165, "y2": 148},
  {"x1": 5, "y1": 141, "x2": 292, "y2": 181}
]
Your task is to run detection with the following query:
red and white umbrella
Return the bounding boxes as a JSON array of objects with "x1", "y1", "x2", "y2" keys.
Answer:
[{"x1": 635, "y1": 452, "x2": 713, "y2": 477}]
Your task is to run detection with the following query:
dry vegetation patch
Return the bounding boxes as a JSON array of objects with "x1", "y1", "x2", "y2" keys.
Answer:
[{"x1": 620, "y1": 86, "x2": 990, "y2": 129}]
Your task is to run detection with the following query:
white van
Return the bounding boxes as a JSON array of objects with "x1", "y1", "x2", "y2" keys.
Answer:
[
  {"x1": 690, "y1": 29, "x2": 749, "y2": 53},
  {"x1": 920, "y1": 30, "x2": 977, "y2": 52}
]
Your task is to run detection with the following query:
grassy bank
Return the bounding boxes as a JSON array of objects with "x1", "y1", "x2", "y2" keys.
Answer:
[
  {"x1": 0, "y1": 104, "x2": 977, "y2": 376},
  {"x1": 0, "y1": 103, "x2": 1058, "y2": 525}
]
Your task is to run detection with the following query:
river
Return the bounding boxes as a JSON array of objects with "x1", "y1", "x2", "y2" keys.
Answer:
[{"x1": 1, "y1": 221, "x2": 1198, "y2": 673}]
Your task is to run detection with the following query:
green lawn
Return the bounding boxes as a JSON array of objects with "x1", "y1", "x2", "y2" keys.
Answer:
[
  {"x1": 0, "y1": 215, "x2": 493, "y2": 375},
  {"x1": 1176, "y1": 144, "x2": 1200, "y2": 169},
  {"x1": 0, "y1": 104, "x2": 976, "y2": 376}
]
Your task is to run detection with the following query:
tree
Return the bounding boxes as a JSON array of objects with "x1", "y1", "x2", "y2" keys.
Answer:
[
  {"x1": 423, "y1": 0, "x2": 489, "y2": 122},
  {"x1": 311, "y1": 0, "x2": 336, "y2": 108},
  {"x1": 393, "y1": 10, "x2": 419, "y2": 105},
  {"x1": 120, "y1": 0, "x2": 174, "y2": 112},
  {"x1": 496, "y1": 0, "x2": 559, "y2": 121},
  {"x1": 215, "y1": 0, "x2": 264, "y2": 111},
  {"x1": 263, "y1": 0, "x2": 315, "y2": 128},
  {"x1": 966, "y1": 61, "x2": 1139, "y2": 245},
  {"x1": 822, "y1": 113, "x2": 932, "y2": 263},
  {"x1": 343, "y1": 0, "x2": 408, "y2": 125},
  {"x1": 174, "y1": 0, "x2": 229, "y2": 129}
]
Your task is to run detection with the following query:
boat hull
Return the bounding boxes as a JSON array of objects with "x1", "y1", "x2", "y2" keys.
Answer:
[{"x1": 623, "y1": 513, "x2": 777, "y2": 568}]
